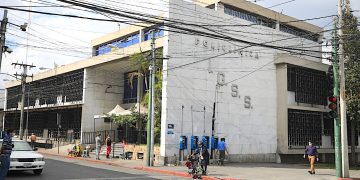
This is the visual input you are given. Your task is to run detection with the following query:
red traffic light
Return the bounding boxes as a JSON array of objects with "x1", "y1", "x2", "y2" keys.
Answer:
[
  {"x1": 328, "y1": 96, "x2": 337, "y2": 103},
  {"x1": 328, "y1": 103, "x2": 337, "y2": 110}
]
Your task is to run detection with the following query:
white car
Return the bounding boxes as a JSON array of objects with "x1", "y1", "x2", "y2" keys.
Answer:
[{"x1": 0, "y1": 140, "x2": 45, "y2": 175}]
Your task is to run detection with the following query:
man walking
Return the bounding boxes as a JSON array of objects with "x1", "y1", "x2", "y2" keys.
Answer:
[
  {"x1": 304, "y1": 141, "x2": 319, "y2": 174},
  {"x1": 217, "y1": 138, "x2": 228, "y2": 166},
  {"x1": 105, "y1": 135, "x2": 112, "y2": 159},
  {"x1": 0, "y1": 129, "x2": 13, "y2": 179},
  {"x1": 95, "y1": 134, "x2": 102, "y2": 160},
  {"x1": 30, "y1": 133, "x2": 37, "y2": 150}
]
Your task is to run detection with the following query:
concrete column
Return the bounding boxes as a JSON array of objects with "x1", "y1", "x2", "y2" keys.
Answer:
[{"x1": 276, "y1": 63, "x2": 288, "y2": 156}]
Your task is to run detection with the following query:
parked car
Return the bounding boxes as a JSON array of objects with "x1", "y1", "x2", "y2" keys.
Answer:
[{"x1": 0, "y1": 139, "x2": 45, "y2": 175}]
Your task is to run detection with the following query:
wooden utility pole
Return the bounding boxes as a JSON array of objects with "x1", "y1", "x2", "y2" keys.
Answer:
[
  {"x1": 0, "y1": 10, "x2": 8, "y2": 71},
  {"x1": 13, "y1": 62, "x2": 35, "y2": 140}
]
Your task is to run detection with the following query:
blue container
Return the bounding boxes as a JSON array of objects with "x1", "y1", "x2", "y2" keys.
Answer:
[
  {"x1": 211, "y1": 136, "x2": 219, "y2": 150},
  {"x1": 190, "y1": 136, "x2": 199, "y2": 150},
  {"x1": 202, "y1": 136, "x2": 210, "y2": 149},
  {"x1": 179, "y1": 136, "x2": 188, "y2": 150}
]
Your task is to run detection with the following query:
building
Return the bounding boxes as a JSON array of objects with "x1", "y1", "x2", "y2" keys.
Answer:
[{"x1": 4, "y1": 0, "x2": 359, "y2": 164}]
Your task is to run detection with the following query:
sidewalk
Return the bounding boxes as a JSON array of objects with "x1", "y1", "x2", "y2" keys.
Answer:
[{"x1": 38, "y1": 147, "x2": 360, "y2": 180}]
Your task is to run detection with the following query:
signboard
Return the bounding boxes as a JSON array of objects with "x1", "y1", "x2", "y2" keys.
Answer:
[{"x1": 167, "y1": 124, "x2": 174, "y2": 134}]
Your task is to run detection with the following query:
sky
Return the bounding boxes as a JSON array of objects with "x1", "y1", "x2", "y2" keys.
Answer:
[{"x1": 0, "y1": 0, "x2": 359, "y2": 87}]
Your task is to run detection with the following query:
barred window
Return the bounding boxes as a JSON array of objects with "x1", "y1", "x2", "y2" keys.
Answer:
[
  {"x1": 287, "y1": 65, "x2": 328, "y2": 105},
  {"x1": 288, "y1": 109, "x2": 322, "y2": 148}
]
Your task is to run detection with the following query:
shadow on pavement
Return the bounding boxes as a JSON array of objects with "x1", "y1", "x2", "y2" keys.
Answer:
[{"x1": 7, "y1": 171, "x2": 40, "y2": 178}]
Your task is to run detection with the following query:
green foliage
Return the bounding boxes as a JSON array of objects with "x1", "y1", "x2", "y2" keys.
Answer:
[
  {"x1": 109, "y1": 106, "x2": 147, "y2": 128},
  {"x1": 128, "y1": 48, "x2": 163, "y2": 140},
  {"x1": 343, "y1": 8, "x2": 360, "y2": 122}
]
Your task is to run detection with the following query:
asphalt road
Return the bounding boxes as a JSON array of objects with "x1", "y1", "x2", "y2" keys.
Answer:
[{"x1": 6, "y1": 158, "x2": 186, "y2": 180}]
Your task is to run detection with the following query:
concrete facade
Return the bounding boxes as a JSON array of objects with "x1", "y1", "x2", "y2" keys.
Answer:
[
  {"x1": 159, "y1": 0, "x2": 325, "y2": 163},
  {"x1": 5, "y1": 0, "x2": 359, "y2": 164},
  {"x1": 82, "y1": 67, "x2": 124, "y2": 133}
]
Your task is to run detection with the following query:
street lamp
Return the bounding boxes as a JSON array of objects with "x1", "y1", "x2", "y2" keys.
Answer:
[
  {"x1": 39, "y1": 67, "x2": 51, "y2": 71},
  {"x1": 3, "y1": 46, "x2": 13, "y2": 54}
]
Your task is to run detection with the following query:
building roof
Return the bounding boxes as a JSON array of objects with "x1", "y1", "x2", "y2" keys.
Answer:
[
  {"x1": 197, "y1": 0, "x2": 323, "y2": 34},
  {"x1": 91, "y1": 22, "x2": 154, "y2": 47}
]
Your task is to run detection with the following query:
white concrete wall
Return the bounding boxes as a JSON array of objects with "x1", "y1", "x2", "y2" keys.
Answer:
[
  {"x1": 160, "y1": 0, "x2": 321, "y2": 162},
  {"x1": 81, "y1": 67, "x2": 124, "y2": 133}
]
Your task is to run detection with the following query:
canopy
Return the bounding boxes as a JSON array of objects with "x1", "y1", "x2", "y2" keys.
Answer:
[{"x1": 108, "y1": 104, "x2": 131, "y2": 116}]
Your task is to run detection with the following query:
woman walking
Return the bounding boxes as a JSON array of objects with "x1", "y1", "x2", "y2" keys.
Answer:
[{"x1": 200, "y1": 142, "x2": 210, "y2": 175}]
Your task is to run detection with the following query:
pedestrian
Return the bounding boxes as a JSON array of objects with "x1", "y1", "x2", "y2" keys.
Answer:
[
  {"x1": 304, "y1": 141, "x2": 319, "y2": 175},
  {"x1": 95, "y1": 133, "x2": 102, "y2": 160},
  {"x1": 0, "y1": 129, "x2": 14, "y2": 179},
  {"x1": 217, "y1": 138, "x2": 228, "y2": 166},
  {"x1": 30, "y1": 133, "x2": 37, "y2": 150},
  {"x1": 199, "y1": 142, "x2": 210, "y2": 175},
  {"x1": 105, "y1": 135, "x2": 112, "y2": 159}
]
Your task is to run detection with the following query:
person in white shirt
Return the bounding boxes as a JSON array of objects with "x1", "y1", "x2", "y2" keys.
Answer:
[{"x1": 95, "y1": 134, "x2": 102, "y2": 160}]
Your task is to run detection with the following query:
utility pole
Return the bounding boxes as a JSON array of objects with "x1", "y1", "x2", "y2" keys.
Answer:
[
  {"x1": 13, "y1": 62, "x2": 35, "y2": 140},
  {"x1": 25, "y1": 82, "x2": 30, "y2": 140},
  {"x1": 0, "y1": 10, "x2": 8, "y2": 71},
  {"x1": 203, "y1": 106, "x2": 206, "y2": 134},
  {"x1": 149, "y1": 30, "x2": 156, "y2": 166},
  {"x1": 338, "y1": 0, "x2": 349, "y2": 177},
  {"x1": 210, "y1": 83, "x2": 219, "y2": 159},
  {"x1": 332, "y1": 19, "x2": 342, "y2": 177},
  {"x1": 57, "y1": 113, "x2": 61, "y2": 154},
  {"x1": 146, "y1": 64, "x2": 152, "y2": 166},
  {"x1": 146, "y1": 30, "x2": 156, "y2": 166}
]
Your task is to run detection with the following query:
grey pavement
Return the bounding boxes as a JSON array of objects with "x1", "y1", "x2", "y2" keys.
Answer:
[
  {"x1": 7, "y1": 157, "x2": 186, "y2": 180},
  {"x1": 38, "y1": 146, "x2": 360, "y2": 180}
]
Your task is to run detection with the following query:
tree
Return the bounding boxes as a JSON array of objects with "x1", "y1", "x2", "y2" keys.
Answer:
[
  {"x1": 108, "y1": 106, "x2": 147, "y2": 144},
  {"x1": 343, "y1": 3, "x2": 360, "y2": 165},
  {"x1": 127, "y1": 48, "x2": 163, "y2": 143}
]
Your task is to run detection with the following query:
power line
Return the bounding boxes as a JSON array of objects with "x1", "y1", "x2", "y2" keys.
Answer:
[
  {"x1": 3, "y1": 1, "x2": 333, "y2": 73},
  {"x1": 54, "y1": 0, "x2": 327, "y2": 55},
  {"x1": 0, "y1": 6, "x2": 141, "y2": 24},
  {"x1": 8, "y1": 11, "x2": 110, "y2": 34},
  {"x1": 51, "y1": 0, "x2": 334, "y2": 72}
]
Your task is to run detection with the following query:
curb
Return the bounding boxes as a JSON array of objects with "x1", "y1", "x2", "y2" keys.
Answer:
[
  {"x1": 39, "y1": 152, "x2": 238, "y2": 180},
  {"x1": 133, "y1": 166, "x2": 191, "y2": 178}
]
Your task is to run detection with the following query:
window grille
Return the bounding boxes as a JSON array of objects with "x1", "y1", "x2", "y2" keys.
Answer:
[
  {"x1": 288, "y1": 109, "x2": 322, "y2": 148},
  {"x1": 6, "y1": 70, "x2": 84, "y2": 110},
  {"x1": 287, "y1": 65, "x2": 328, "y2": 105}
]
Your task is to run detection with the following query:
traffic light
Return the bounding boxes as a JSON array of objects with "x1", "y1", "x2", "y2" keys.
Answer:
[{"x1": 328, "y1": 96, "x2": 338, "y2": 118}]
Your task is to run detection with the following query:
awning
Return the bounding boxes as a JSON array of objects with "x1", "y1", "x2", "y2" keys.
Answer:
[{"x1": 107, "y1": 104, "x2": 131, "y2": 116}]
